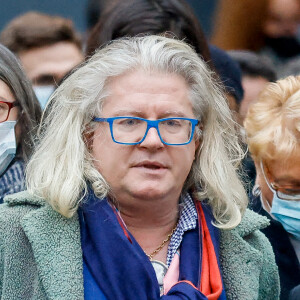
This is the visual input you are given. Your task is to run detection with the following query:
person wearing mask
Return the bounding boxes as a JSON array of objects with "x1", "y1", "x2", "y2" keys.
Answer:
[
  {"x1": 0, "y1": 44, "x2": 41, "y2": 202},
  {"x1": 0, "y1": 36, "x2": 279, "y2": 299},
  {"x1": 244, "y1": 75, "x2": 300, "y2": 299},
  {"x1": 0, "y1": 12, "x2": 84, "y2": 109},
  {"x1": 211, "y1": 0, "x2": 300, "y2": 66}
]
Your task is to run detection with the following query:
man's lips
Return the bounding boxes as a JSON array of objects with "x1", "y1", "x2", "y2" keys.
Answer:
[{"x1": 133, "y1": 161, "x2": 168, "y2": 169}]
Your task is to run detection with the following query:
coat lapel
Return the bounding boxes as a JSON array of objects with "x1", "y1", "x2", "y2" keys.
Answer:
[
  {"x1": 20, "y1": 203, "x2": 84, "y2": 300},
  {"x1": 219, "y1": 209, "x2": 270, "y2": 300}
]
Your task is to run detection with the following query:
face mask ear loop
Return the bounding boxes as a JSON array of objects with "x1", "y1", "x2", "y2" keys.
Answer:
[
  {"x1": 261, "y1": 193, "x2": 273, "y2": 215},
  {"x1": 259, "y1": 161, "x2": 276, "y2": 216},
  {"x1": 260, "y1": 161, "x2": 276, "y2": 193}
]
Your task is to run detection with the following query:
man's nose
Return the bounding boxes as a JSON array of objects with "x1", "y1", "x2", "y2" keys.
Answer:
[{"x1": 139, "y1": 127, "x2": 164, "y2": 148}]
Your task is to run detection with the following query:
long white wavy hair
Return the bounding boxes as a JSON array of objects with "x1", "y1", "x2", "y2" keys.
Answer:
[{"x1": 26, "y1": 35, "x2": 247, "y2": 229}]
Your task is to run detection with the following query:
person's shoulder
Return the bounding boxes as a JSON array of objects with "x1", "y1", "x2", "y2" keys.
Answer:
[
  {"x1": 219, "y1": 208, "x2": 271, "y2": 249},
  {"x1": 219, "y1": 208, "x2": 277, "y2": 276},
  {"x1": 234, "y1": 208, "x2": 270, "y2": 237},
  {"x1": 0, "y1": 191, "x2": 46, "y2": 230},
  {"x1": 219, "y1": 209, "x2": 280, "y2": 299},
  {"x1": 221, "y1": 208, "x2": 272, "y2": 253},
  {"x1": 3, "y1": 190, "x2": 45, "y2": 207}
]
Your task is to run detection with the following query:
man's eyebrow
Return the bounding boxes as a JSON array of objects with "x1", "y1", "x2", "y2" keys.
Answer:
[
  {"x1": 162, "y1": 111, "x2": 189, "y2": 118},
  {"x1": 111, "y1": 110, "x2": 143, "y2": 116},
  {"x1": 110, "y1": 110, "x2": 191, "y2": 118}
]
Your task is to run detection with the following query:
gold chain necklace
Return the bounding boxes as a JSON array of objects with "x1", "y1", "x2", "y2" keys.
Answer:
[{"x1": 145, "y1": 221, "x2": 178, "y2": 261}]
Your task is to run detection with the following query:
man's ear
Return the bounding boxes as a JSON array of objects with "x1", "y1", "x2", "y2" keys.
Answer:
[
  {"x1": 83, "y1": 128, "x2": 94, "y2": 151},
  {"x1": 195, "y1": 124, "x2": 203, "y2": 151}
]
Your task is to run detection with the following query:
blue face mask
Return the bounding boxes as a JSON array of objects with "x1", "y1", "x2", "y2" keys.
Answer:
[
  {"x1": 271, "y1": 196, "x2": 300, "y2": 241},
  {"x1": 260, "y1": 160, "x2": 300, "y2": 240},
  {"x1": 0, "y1": 121, "x2": 17, "y2": 176},
  {"x1": 33, "y1": 85, "x2": 55, "y2": 110}
]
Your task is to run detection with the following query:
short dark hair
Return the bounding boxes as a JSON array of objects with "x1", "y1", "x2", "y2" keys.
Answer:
[
  {"x1": 210, "y1": 45, "x2": 244, "y2": 104},
  {"x1": 0, "y1": 44, "x2": 42, "y2": 161},
  {"x1": 86, "y1": 0, "x2": 117, "y2": 30},
  {"x1": 228, "y1": 50, "x2": 277, "y2": 82},
  {"x1": 85, "y1": 0, "x2": 211, "y2": 66},
  {"x1": 0, "y1": 12, "x2": 82, "y2": 54}
]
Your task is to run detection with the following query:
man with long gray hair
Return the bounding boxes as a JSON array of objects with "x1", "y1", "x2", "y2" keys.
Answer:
[{"x1": 0, "y1": 35, "x2": 279, "y2": 299}]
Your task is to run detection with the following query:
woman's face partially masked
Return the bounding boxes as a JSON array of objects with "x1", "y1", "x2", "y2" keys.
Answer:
[{"x1": 263, "y1": 0, "x2": 300, "y2": 38}]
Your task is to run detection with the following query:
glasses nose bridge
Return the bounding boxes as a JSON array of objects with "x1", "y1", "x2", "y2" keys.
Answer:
[
  {"x1": 146, "y1": 119, "x2": 159, "y2": 131},
  {"x1": 142, "y1": 119, "x2": 163, "y2": 143}
]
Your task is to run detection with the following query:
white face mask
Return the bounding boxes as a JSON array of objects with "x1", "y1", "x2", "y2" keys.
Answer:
[
  {"x1": 0, "y1": 121, "x2": 17, "y2": 176},
  {"x1": 33, "y1": 85, "x2": 55, "y2": 110}
]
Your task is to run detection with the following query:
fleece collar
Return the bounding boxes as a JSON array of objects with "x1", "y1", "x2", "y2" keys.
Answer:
[
  {"x1": 4, "y1": 190, "x2": 46, "y2": 206},
  {"x1": 5, "y1": 191, "x2": 84, "y2": 299},
  {"x1": 3, "y1": 191, "x2": 271, "y2": 300},
  {"x1": 234, "y1": 209, "x2": 270, "y2": 237}
]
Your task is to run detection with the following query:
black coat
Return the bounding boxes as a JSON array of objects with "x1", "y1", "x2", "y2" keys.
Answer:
[
  {"x1": 250, "y1": 195, "x2": 300, "y2": 300},
  {"x1": 289, "y1": 285, "x2": 300, "y2": 300}
]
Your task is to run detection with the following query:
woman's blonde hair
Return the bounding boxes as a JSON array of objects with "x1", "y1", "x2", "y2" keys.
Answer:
[
  {"x1": 244, "y1": 75, "x2": 300, "y2": 162},
  {"x1": 26, "y1": 35, "x2": 247, "y2": 229}
]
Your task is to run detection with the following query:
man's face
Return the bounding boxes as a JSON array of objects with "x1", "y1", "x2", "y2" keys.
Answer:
[
  {"x1": 18, "y1": 41, "x2": 83, "y2": 86},
  {"x1": 91, "y1": 70, "x2": 199, "y2": 205}
]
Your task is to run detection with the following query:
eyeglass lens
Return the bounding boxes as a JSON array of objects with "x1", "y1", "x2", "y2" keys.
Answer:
[
  {"x1": 261, "y1": 161, "x2": 300, "y2": 201},
  {"x1": 0, "y1": 102, "x2": 11, "y2": 123},
  {"x1": 112, "y1": 118, "x2": 193, "y2": 144}
]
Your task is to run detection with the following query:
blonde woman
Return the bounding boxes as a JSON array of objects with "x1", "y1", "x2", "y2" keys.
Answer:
[
  {"x1": 245, "y1": 75, "x2": 300, "y2": 299},
  {"x1": 0, "y1": 36, "x2": 279, "y2": 299}
]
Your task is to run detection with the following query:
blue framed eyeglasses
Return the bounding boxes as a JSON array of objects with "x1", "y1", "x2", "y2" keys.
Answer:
[{"x1": 93, "y1": 116, "x2": 199, "y2": 146}]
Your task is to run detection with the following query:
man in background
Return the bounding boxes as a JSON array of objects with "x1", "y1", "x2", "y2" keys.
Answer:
[
  {"x1": 228, "y1": 50, "x2": 277, "y2": 122},
  {"x1": 0, "y1": 12, "x2": 84, "y2": 108}
]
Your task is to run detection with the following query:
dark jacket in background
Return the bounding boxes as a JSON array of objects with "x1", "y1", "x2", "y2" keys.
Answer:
[{"x1": 289, "y1": 285, "x2": 300, "y2": 300}]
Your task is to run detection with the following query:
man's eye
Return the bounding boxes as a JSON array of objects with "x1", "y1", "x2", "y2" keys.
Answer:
[
  {"x1": 165, "y1": 120, "x2": 181, "y2": 126},
  {"x1": 119, "y1": 118, "x2": 141, "y2": 126}
]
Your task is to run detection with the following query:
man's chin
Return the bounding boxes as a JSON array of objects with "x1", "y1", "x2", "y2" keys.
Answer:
[{"x1": 130, "y1": 186, "x2": 169, "y2": 201}]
